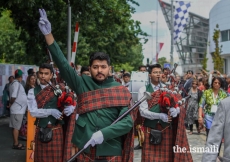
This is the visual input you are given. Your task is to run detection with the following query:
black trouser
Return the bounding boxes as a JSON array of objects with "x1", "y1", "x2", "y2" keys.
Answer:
[
  {"x1": 189, "y1": 120, "x2": 199, "y2": 132},
  {"x1": 206, "y1": 128, "x2": 222, "y2": 156}
]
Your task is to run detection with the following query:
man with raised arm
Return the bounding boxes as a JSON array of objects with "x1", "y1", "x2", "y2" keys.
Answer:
[{"x1": 38, "y1": 9, "x2": 133, "y2": 162}]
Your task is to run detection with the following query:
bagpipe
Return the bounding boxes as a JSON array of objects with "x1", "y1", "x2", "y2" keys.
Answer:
[
  {"x1": 46, "y1": 49, "x2": 76, "y2": 112},
  {"x1": 149, "y1": 63, "x2": 190, "y2": 114}
]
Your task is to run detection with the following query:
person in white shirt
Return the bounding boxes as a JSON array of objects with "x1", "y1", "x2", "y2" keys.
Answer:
[{"x1": 9, "y1": 69, "x2": 27, "y2": 150}]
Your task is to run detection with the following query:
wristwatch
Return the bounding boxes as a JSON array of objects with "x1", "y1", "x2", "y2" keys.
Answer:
[{"x1": 198, "y1": 116, "x2": 202, "y2": 118}]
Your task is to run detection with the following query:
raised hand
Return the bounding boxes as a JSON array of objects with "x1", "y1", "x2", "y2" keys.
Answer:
[{"x1": 38, "y1": 9, "x2": 51, "y2": 35}]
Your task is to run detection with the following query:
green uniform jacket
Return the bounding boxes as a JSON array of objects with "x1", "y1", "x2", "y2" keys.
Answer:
[{"x1": 48, "y1": 41, "x2": 133, "y2": 156}]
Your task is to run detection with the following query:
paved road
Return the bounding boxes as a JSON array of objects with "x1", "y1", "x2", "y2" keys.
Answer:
[
  {"x1": 0, "y1": 117, "x2": 224, "y2": 162},
  {"x1": 134, "y1": 129, "x2": 224, "y2": 162}
]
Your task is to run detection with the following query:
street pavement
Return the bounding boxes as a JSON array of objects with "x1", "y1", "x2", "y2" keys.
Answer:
[
  {"x1": 0, "y1": 117, "x2": 224, "y2": 162},
  {"x1": 134, "y1": 129, "x2": 224, "y2": 162}
]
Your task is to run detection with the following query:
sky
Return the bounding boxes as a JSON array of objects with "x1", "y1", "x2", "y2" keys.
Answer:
[{"x1": 131, "y1": 0, "x2": 220, "y2": 65}]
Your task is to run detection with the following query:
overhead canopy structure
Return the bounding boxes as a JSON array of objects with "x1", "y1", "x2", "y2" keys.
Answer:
[{"x1": 159, "y1": 0, "x2": 209, "y2": 72}]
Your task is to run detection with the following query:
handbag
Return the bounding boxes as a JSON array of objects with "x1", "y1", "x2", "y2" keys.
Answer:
[
  {"x1": 39, "y1": 127, "x2": 53, "y2": 143},
  {"x1": 149, "y1": 125, "x2": 170, "y2": 145}
]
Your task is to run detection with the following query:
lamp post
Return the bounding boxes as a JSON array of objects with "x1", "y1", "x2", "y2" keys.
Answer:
[
  {"x1": 170, "y1": 0, "x2": 174, "y2": 66},
  {"x1": 150, "y1": 21, "x2": 155, "y2": 64}
]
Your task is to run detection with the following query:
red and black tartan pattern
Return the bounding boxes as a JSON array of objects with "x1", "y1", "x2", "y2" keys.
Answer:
[
  {"x1": 64, "y1": 86, "x2": 134, "y2": 162},
  {"x1": 77, "y1": 86, "x2": 131, "y2": 114},
  {"x1": 173, "y1": 106, "x2": 193, "y2": 162},
  {"x1": 63, "y1": 107, "x2": 77, "y2": 161},
  {"x1": 141, "y1": 90, "x2": 192, "y2": 162},
  {"x1": 35, "y1": 86, "x2": 54, "y2": 108},
  {"x1": 147, "y1": 89, "x2": 161, "y2": 107},
  {"x1": 76, "y1": 146, "x2": 122, "y2": 162},
  {"x1": 142, "y1": 124, "x2": 174, "y2": 162},
  {"x1": 34, "y1": 126, "x2": 63, "y2": 162}
]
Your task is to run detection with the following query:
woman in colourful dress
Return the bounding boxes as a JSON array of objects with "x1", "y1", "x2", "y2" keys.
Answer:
[{"x1": 198, "y1": 77, "x2": 227, "y2": 137}]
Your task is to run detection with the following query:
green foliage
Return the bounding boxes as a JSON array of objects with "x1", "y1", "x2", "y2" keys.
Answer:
[
  {"x1": 0, "y1": 0, "x2": 148, "y2": 66},
  {"x1": 157, "y1": 57, "x2": 169, "y2": 67},
  {"x1": 0, "y1": 9, "x2": 26, "y2": 63},
  {"x1": 212, "y1": 24, "x2": 224, "y2": 73},
  {"x1": 201, "y1": 51, "x2": 208, "y2": 71},
  {"x1": 114, "y1": 63, "x2": 134, "y2": 73}
]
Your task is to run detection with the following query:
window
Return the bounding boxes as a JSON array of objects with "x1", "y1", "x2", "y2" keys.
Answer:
[{"x1": 221, "y1": 30, "x2": 229, "y2": 42}]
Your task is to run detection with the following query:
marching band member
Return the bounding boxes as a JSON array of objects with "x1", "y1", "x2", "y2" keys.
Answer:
[
  {"x1": 38, "y1": 9, "x2": 133, "y2": 162},
  {"x1": 27, "y1": 63, "x2": 69, "y2": 162},
  {"x1": 138, "y1": 64, "x2": 192, "y2": 162}
]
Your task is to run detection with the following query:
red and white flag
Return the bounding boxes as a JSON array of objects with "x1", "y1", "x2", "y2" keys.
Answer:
[{"x1": 156, "y1": 42, "x2": 164, "y2": 62}]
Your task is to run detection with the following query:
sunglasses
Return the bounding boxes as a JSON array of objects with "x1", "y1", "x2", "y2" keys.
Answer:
[{"x1": 192, "y1": 83, "x2": 198, "y2": 85}]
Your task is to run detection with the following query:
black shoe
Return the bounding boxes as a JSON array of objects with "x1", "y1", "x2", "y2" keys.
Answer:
[{"x1": 134, "y1": 144, "x2": 142, "y2": 150}]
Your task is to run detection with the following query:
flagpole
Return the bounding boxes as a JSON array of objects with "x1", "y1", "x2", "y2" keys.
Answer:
[
  {"x1": 170, "y1": 0, "x2": 174, "y2": 66},
  {"x1": 150, "y1": 21, "x2": 155, "y2": 64},
  {"x1": 156, "y1": 0, "x2": 158, "y2": 63},
  {"x1": 67, "y1": 0, "x2": 71, "y2": 63}
]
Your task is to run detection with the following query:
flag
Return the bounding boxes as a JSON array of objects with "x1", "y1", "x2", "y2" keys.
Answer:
[
  {"x1": 159, "y1": 0, "x2": 166, "y2": 8},
  {"x1": 173, "y1": 1, "x2": 191, "y2": 43},
  {"x1": 156, "y1": 43, "x2": 164, "y2": 62}
]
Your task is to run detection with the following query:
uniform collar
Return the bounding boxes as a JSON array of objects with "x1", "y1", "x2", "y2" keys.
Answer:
[
  {"x1": 40, "y1": 81, "x2": 52, "y2": 89},
  {"x1": 151, "y1": 83, "x2": 160, "y2": 90}
]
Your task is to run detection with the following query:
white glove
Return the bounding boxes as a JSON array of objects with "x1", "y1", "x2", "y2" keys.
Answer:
[
  {"x1": 38, "y1": 9, "x2": 52, "y2": 35},
  {"x1": 83, "y1": 131, "x2": 104, "y2": 148},
  {"x1": 49, "y1": 109, "x2": 62, "y2": 119},
  {"x1": 169, "y1": 107, "x2": 180, "y2": 117},
  {"x1": 64, "y1": 105, "x2": 75, "y2": 116},
  {"x1": 159, "y1": 113, "x2": 168, "y2": 122}
]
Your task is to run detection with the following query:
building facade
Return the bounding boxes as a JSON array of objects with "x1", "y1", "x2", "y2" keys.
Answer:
[
  {"x1": 209, "y1": 0, "x2": 230, "y2": 74},
  {"x1": 159, "y1": 1, "x2": 209, "y2": 74}
]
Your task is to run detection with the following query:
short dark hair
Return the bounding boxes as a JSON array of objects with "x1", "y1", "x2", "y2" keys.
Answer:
[
  {"x1": 27, "y1": 68, "x2": 35, "y2": 75},
  {"x1": 148, "y1": 64, "x2": 162, "y2": 74},
  {"x1": 163, "y1": 68, "x2": 169, "y2": 71},
  {"x1": 89, "y1": 52, "x2": 110, "y2": 66},
  {"x1": 138, "y1": 65, "x2": 146, "y2": 71},
  {"x1": 39, "y1": 63, "x2": 53, "y2": 74},
  {"x1": 8, "y1": 76, "x2": 14, "y2": 81},
  {"x1": 80, "y1": 66, "x2": 90, "y2": 74},
  {"x1": 211, "y1": 77, "x2": 222, "y2": 88},
  {"x1": 187, "y1": 70, "x2": 193, "y2": 75},
  {"x1": 123, "y1": 73, "x2": 131, "y2": 78}
]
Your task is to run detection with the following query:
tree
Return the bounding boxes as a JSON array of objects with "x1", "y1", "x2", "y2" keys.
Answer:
[
  {"x1": 157, "y1": 57, "x2": 169, "y2": 67},
  {"x1": 0, "y1": 0, "x2": 148, "y2": 66},
  {"x1": 201, "y1": 51, "x2": 208, "y2": 71},
  {"x1": 212, "y1": 24, "x2": 224, "y2": 73},
  {"x1": 114, "y1": 63, "x2": 134, "y2": 73},
  {"x1": 0, "y1": 9, "x2": 26, "y2": 63}
]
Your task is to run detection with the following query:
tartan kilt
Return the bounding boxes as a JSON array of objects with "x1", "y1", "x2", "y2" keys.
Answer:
[
  {"x1": 76, "y1": 146, "x2": 122, "y2": 162},
  {"x1": 142, "y1": 123, "x2": 174, "y2": 162},
  {"x1": 34, "y1": 125, "x2": 64, "y2": 162}
]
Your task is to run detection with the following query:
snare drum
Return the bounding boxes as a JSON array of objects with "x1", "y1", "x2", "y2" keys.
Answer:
[{"x1": 129, "y1": 71, "x2": 149, "y2": 102}]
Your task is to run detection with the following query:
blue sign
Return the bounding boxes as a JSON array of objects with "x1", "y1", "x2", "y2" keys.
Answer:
[{"x1": 163, "y1": 63, "x2": 171, "y2": 69}]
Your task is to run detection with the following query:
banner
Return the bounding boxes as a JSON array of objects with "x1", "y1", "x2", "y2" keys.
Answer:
[{"x1": 156, "y1": 42, "x2": 164, "y2": 62}]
